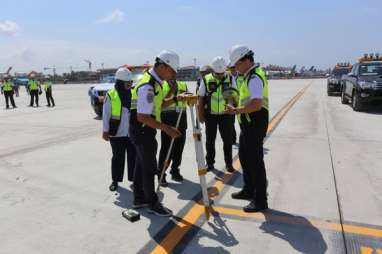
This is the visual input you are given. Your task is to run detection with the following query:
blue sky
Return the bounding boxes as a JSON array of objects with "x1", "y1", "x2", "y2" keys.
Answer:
[{"x1": 1, "y1": 0, "x2": 381, "y2": 73}]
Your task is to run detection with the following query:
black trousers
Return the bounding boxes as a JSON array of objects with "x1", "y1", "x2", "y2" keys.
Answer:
[
  {"x1": 4, "y1": 91, "x2": 16, "y2": 108},
  {"x1": 231, "y1": 115, "x2": 237, "y2": 143},
  {"x1": 238, "y1": 109, "x2": 269, "y2": 205},
  {"x1": 130, "y1": 127, "x2": 158, "y2": 205},
  {"x1": 110, "y1": 136, "x2": 136, "y2": 182},
  {"x1": 205, "y1": 114, "x2": 234, "y2": 167},
  {"x1": 158, "y1": 111, "x2": 187, "y2": 176},
  {"x1": 30, "y1": 90, "x2": 39, "y2": 106},
  {"x1": 46, "y1": 91, "x2": 55, "y2": 106}
]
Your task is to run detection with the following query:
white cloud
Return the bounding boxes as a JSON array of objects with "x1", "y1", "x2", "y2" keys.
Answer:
[
  {"x1": 0, "y1": 20, "x2": 19, "y2": 36},
  {"x1": 96, "y1": 9, "x2": 125, "y2": 24}
]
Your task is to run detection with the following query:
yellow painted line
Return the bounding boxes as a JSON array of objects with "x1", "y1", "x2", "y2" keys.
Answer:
[
  {"x1": 150, "y1": 83, "x2": 311, "y2": 254},
  {"x1": 213, "y1": 206, "x2": 382, "y2": 239}
]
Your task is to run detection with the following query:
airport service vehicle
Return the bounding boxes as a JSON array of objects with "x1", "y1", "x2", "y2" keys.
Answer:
[
  {"x1": 327, "y1": 63, "x2": 351, "y2": 96},
  {"x1": 341, "y1": 53, "x2": 382, "y2": 111}
]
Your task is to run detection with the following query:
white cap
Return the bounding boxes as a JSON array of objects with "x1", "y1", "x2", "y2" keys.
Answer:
[
  {"x1": 115, "y1": 67, "x2": 133, "y2": 82},
  {"x1": 211, "y1": 56, "x2": 227, "y2": 74},
  {"x1": 229, "y1": 45, "x2": 252, "y2": 67},
  {"x1": 156, "y1": 50, "x2": 180, "y2": 72},
  {"x1": 30, "y1": 74, "x2": 36, "y2": 78}
]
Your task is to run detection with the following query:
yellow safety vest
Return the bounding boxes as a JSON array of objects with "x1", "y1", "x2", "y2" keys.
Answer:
[
  {"x1": 28, "y1": 80, "x2": 39, "y2": 91},
  {"x1": 204, "y1": 73, "x2": 233, "y2": 114},
  {"x1": 107, "y1": 89, "x2": 122, "y2": 120},
  {"x1": 236, "y1": 66, "x2": 269, "y2": 123},
  {"x1": 3, "y1": 80, "x2": 13, "y2": 92},
  {"x1": 131, "y1": 72, "x2": 164, "y2": 123},
  {"x1": 162, "y1": 80, "x2": 188, "y2": 112},
  {"x1": 44, "y1": 82, "x2": 52, "y2": 92}
]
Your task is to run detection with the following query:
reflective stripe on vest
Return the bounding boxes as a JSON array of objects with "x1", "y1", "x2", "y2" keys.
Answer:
[
  {"x1": 236, "y1": 66, "x2": 269, "y2": 123},
  {"x1": 204, "y1": 73, "x2": 232, "y2": 114},
  {"x1": 29, "y1": 80, "x2": 39, "y2": 90},
  {"x1": 131, "y1": 72, "x2": 163, "y2": 122},
  {"x1": 162, "y1": 80, "x2": 188, "y2": 112},
  {"x1": 107, "y1": 89, "x2": 122, "y2": 120},
  {"x1": 3, "y1": 81, "x2": 13, "y2": 92}
]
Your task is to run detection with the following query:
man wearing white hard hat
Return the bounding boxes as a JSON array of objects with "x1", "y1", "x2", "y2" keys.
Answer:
[
  {"x1": 226, "y1": 45, "x2": 269, "y2": 213},
  {"x1": 129, "y1": 50, "x2": 181, "y2": 217},
  {"x1": 102, "y1": 67, "x2": 136, "y2": 192},
  {"x1": 197, "y1": 56, "x2": 236, "y2": 173}
]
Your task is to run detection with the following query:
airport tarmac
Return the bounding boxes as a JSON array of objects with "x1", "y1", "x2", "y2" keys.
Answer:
[{"x1": 0, "y1": 79, "x2": 381, "y2": 254}]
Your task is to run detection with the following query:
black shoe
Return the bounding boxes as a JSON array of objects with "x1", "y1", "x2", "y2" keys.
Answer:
[
  {"x1": 207, "y1": 165, "x2": 215, "y2": 172},
  {"x1": 109, "y1": 181, "x2": 118, "y2": 191},
  {"x1": 148, "y1": 202, "x2": 172, "y2": 217},
  {"x1": 5, "y1": 106, "x2": 10, "y2": 109},
  {"x1": 231, "y1": 190, "x2": 252, "y2": 200},
  {"x1": 46, "y1": 105, "x2": 51, "y2": 107},
  {"x1": 226, "y1": 165, "x2": 235, "y2": 173},
  {"x1": 171, "y1": 173, "x2": 183, "y2": 182},
  {"x1": 132, "y1": 200, "x2": 149, "y2": 209},
  {"x1": 243, "y1": 201, "x2": 268, "y2": 213},
  {"x1": 158, "y1": 176, "x2": 169, "y2": 187}
]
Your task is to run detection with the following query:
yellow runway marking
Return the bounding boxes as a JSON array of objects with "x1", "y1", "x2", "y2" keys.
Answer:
[
  {"x1": 150, "y1": 83, "x2": 311, "y2": 254},
  {"x1": 213, "y1": 206, "x2": 382, "y2": 239}
]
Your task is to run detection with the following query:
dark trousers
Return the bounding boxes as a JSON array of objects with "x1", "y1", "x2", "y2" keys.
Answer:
[
  {"x1": 110, "y1": 136, "x2": 136, "y2": 182},
  {"x1": 231, "y1": 115, "x2": 237, "y2": 143},
  {"x1": 205, "y1": 114, "x2": 234, "y2": 167},
  {"x1": 239, "y1": 110, "x2": 269, "y2": 205},
  {"x1": 158, "y1": 111, "x2": 187, "y2": 176},
  {"x1": 4, "y1": 91, "x2": 16, "y2": 108},
  {"x1": 30, "y1": 90, "x2": 39, "y2": 106},
  {"x1": 130, "y1": 127, "x2": 158, "y2": 205},
  {"x1": 46, "y1": 91, "x2": 55, "y2": 106}
]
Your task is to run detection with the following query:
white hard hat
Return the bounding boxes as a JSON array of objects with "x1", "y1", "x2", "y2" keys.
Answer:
[
  {"x1": 211, "y1": 56, "x2": 227, "y2": 74},
  {"x1": 229, "y1": 45, "x2": 253, "y2": 67},
  {"x1": 156, "y1": 50, "x2": 180, "y2": 72},
  {"x1": 115, "y1": 67, "x2": 133, "y2": 82}
]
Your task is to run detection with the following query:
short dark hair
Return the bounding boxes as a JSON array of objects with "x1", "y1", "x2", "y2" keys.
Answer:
[
  {"x1": 240, "y1": 51, "x2": 254, "y2": 63},
  {"x1": 154, "y1": 57, "x2": 167, "y2": 69}
]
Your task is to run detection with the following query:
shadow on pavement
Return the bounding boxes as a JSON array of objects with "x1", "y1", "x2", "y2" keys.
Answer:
[
  {"x1": 260, "y1": 209, "x2": 328, "y2": 254},
  {"x1": 170, "y1": 213, "x2": 238, "y2": 254}
]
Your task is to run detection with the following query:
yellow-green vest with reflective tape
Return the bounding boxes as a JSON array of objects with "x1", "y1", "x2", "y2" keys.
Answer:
[
  {"x1": 162, "y1": 80, "x2": 188, "y2": 111},
  {"x1": 131, "y1": 72, "x2": 164, "y2": 122},
  {"x1": 204, "y1": 73, "x2": 233, "y2": 114},
  {"x1": 44, "y1": 81, "x2": 52, "y2": 92},
  {"x1": 107, "y1": 89, "x2": 122, "y2": 120},
  {"x1": 28, "y1": 80, "x2": 39, "y2": 91},
  {"x1": 236, "y1": 66, "x2": 269, "y2": 123},
  {"x1": 3, "y1": 80, "x2": 13, "y2": 92}
]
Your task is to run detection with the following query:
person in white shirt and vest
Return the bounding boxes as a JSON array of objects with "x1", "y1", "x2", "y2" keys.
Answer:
[
  {"x1": 1, "y1": 75, "x2": 17, "y2": 109},
  {"x1": 129, "y1": 50, "x2": 181, "y2": 217},
  {"x1": 157, "y1": 79, "x2": 189, "y2": 186},
  {"x1": 28, "y1": 74, "x2": 41, "y2": 107},
  {"x1": 102, "y1": 67, "x2": 136, "y2": 192},
  {"x1": 226, "y1": 45, "x2": 269, "y2": 213},
  {"x1": 198, "y1": 56, "x2": 235, "y2": 173},
  {"x1": 43, "y1": 76, "x2": 55, "y2": 107}
]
